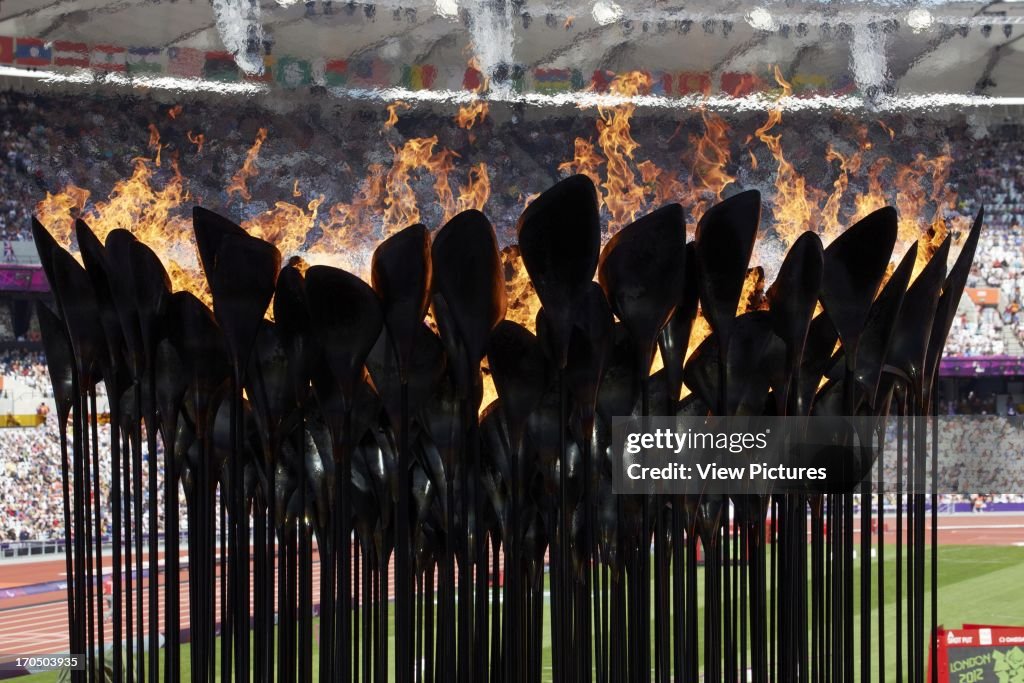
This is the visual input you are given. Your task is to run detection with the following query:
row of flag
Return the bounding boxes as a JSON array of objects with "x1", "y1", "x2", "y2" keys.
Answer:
[
  {"x1": 0, "y1": 35, "x2": 852, "y2": 97},
  {"x1": 0, "y1": 36, "x2": 415, "y2": 89}
]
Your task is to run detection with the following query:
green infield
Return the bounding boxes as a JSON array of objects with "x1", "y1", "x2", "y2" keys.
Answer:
[{"x1": 21, "y1": 545, "x2": 1024, "y2": 682}]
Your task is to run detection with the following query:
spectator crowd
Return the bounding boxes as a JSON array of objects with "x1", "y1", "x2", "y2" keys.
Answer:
[{"x1": 2, "y1": 89, "x2": 1024, "y2": 537}]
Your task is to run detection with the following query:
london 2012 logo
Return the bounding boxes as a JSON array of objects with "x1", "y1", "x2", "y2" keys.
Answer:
[{"x1": 993, "y1": 646, "x2": 1024, "y2": 683}]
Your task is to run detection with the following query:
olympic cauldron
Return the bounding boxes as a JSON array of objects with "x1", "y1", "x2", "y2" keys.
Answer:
[{"x1": 34, "y1": 174, "x2": 982, "y2": 683}]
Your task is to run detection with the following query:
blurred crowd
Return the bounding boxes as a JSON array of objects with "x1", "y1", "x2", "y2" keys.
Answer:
[
  {"x1": 0, "y1": 89, "x2": 1021, "y2": 354},
  {"x1": 0, "y1": 423, "x2": 183, "y2": 543},
  {"x1": 0, "y1": 349, "x2": 51, "y2": 395},
  {"x1": 2, "y1": 89, "x2": 1024, "y2": 537},
  {"x1": 870, "y1": 402, "x2": 1024, "y2": 505}
]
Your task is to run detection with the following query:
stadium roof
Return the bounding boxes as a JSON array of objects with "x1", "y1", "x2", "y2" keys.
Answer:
[{"x1": 2, "y1": 0, "x2": 1024, "y2": 109}]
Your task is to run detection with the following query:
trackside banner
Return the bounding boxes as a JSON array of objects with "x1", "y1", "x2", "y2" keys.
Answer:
[{"x1": 930, "y1": 626, "x2": 1024, "y2": 683}]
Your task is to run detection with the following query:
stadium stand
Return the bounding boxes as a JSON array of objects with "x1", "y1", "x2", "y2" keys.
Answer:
[{"x1": 2, "y1": 90, "x2": 1024, "y2": 539}]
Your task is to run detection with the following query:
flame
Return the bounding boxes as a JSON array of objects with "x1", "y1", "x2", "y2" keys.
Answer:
[
  {"x1": 312, "y1": 165, "x2": 389, "y2": 278},
  {"x1": 739, "y1": 267, "x2": 768, "y2": 313},
  {"x1": 31, "y1": 80, "x2": 968, "y2": 369},
  {"x1": 384, "y1": 101, "x2": 410, "y2": 130},
  {"x1": 226, "y1": 127, "x2": 268, "y2": 201},
  {"x1": 741, "y1": 67, "x2": 961, "y2": 268},
  {"x1": 893, "y1": 149, "x2": 956, "y2": 277},
  {"x1": 168, "y1": 104, "x2": 183, "y2": 120},
  {"x1": 754, "y1": 66, "x2": 823, "y2": 247},
  {"x1": 821, "y1": 144, "x2": 862, "y2": 242},
  {"x1": 688, "y1": 312, "x2": 712, "y2": 363},
  {"x1": 637, "y1": 160, "x2": 687, "y2": 208},
  {"x1": 596, "y1": 71, "x2": 651, "y2": 229},
  {"x1": 685, "y1": 110, "x2": 736, "y2": 221},
  {"x1": 243, "y1": 195, "x2": 324, "y2": 259},
  {"x1": 382, "y1": 137, "x2": 441, "y2": 232},
  {"x1": 38, "y1": 146, "x2": 204, "y2": 300},
  {"x1": 457, "y1": 162, "x2": 491, "y2": 214},
  {"x1": 851, "y1": 158, "x2": 890, "y2": 221},
  {"x1": 187, "y1": 131, "x2": 205, "y2": 154},
  {"x1": 147, "y1": 124, "x2": 162, "y2": 166},
  {"x1": 455, "y1": 100, "x2": 489, "y2": 130},
  {"x1": 502, "y1": 245, "x2": 540, "y2": 331},
  {"x1": 558, "y1": 137, "x2": 605, "y2": 191},
  {"x1": 35, "y1": 186, "x2": 90, "y2": 245}
]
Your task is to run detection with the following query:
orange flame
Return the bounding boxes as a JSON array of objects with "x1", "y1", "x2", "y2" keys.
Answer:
[
  {"x1": 455, "y1": 100, "x2": 489, "y2": 130},
  {"x1": 501, "y1": 245, "x2": 540, "y2": 331},
  {"x1": 821, "y1": 144, "x2": 862, "y2": 242},
  {"x1": 147, "y1": 124, "x2": 162, "y2": 166},
  {"x1": 851, "y1": 157, "x2": 890, "y2": 221},
  {"x1": 877, "y1": 119, "x2": 896, "y2": 140},
  {"x1": 243, "y1": 195, "x2": 324, "y2": 259},
  {"x1": 558, "y1": 138, "x2": 605, "y2": 191},
  {"x1": 384, "y1": 101, "x2": 411, "y2": 130},
  {"x1": 685, "y1": 110, "x2": 736, "y2": 221},
  {"x1": 597, "y1": 71, "x2": 651, "y2": 229},
  {"x1": 754, "y1": 67, "x2": 822, "y2": 247},
  {"x1": 739, "y1": 267, "x2": 768, "y2": 313},
  {"x1": 32, "y1": 83, "x2": 967, "y2": 369},
  {"x1": 382, "y1": 137, "x2": 440, "y2": 232},
  {"x1": 168, "y1": 104, "x2": 183, "y2": 120},
  {"x1": 226, "y1": 127, "x2": 268, "y2": 201},
  {"x1": 457, "y1": 162, "x2": 491, "y2": 214},
  {"x1": 187, "y1": 131, "x2": 205, "y2": 154},
  {"x1": 35, "y1": 186, "x2": 90, "y2": 246},
  {"x1": 312, "y1": 165, "x2": 389, "y2": 278},
  {"x1": 39, "y1": 147, "x2": 204, "y2": 300}
]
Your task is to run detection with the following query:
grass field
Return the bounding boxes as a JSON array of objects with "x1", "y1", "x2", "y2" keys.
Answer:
[{"x1": 22, "y1": 545, "x2": 1024, "y2": 682}]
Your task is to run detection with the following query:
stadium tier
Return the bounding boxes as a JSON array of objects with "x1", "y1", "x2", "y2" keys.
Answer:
[{"x1": 3, "y1": 1, "x2": 1024, "y2": 682}]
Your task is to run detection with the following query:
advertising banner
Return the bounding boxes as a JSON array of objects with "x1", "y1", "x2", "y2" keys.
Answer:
[{"x1": 931, "y1": 626, "x2": 1024, "y2": 683}]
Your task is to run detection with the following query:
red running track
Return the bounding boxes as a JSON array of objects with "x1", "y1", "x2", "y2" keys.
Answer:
[
  {"x1": 1, "y1": 515, "x2": 1021, "y2": 673},
  {"x1": 0, "y1": 545, "x2": 328, "y2": 669}
]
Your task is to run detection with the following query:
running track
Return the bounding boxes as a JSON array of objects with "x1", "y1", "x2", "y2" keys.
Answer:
[{"x1": 1, "y1": 514, "x2": 1022, "y2": 676}]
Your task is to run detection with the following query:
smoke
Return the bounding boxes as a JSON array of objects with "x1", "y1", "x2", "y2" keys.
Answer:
[
  {"x1": 467, "y1": 0, "x2": 517, "y2": 98},
  {"x1": 211, "y1": 0, "x2": 266, "y2": 76},
  {"x1": 850, "y1": 23, "x2": 889, "y2": 98}
]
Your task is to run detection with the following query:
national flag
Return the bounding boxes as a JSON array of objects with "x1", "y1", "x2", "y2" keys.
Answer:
[
  {"x1": 401, "y1": 64, "x2": 436, "y2": 90},
  {"x1": 720, "y1": 71, "x2": 761, "y2": 97},
  {"x1": 650, "y1": 71, "x2": 673, "y2": 96},
  {"x1": 166, "y1": 47, "x2": 205, "y2": 78},
  {"x1": 831, "y1": 73, "x2": 856, "y2": 96},
  {"x1": 127, "y1": 47, "x2": 163, "y2": 74},
  {"x1": 462, "y1": 66, "x2": 484, "y2": 91},
  {"x1": 91, "y1": 44, "x2": 126, "y2": 72},
  {"x1": 590, "y1": 69, "x2": 615, "y2": 92},
  {"x1": 323, "y1": 59, "x2": 348, "y2": 87},
  {"x1": 533, "y1": 68, "x2": 573, "y2": 94},
  {"x1": 511, "y1": 65, "x2": 530, "y2": 93},
  {"x1": 204, "y1": 51, "x2": 238, "y2": 81},
  {"x1": 678, "y1": 72, "x2": 711, "y2": 95},
  {"x1": 52, "y1": 41, "x2": 88, "y2": 68},
  {"x1": 276, "y1": 57, "x2": 311, "y2": 88},
  {"x1": 14, "y1": 38, "x2": 52, "y2": 67},
  {"x1": 792, "y1": 73, "x2": 828, "y2": 97},
  {"x1": 0, "y1": 37, "x2": 13, "y2": 65},
  {"x1": 242, "y1": 55, "x2": 275, "y2": 83},
  {"x1": 350, "y1": 59, "x2": 391, "y2": 87}
]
